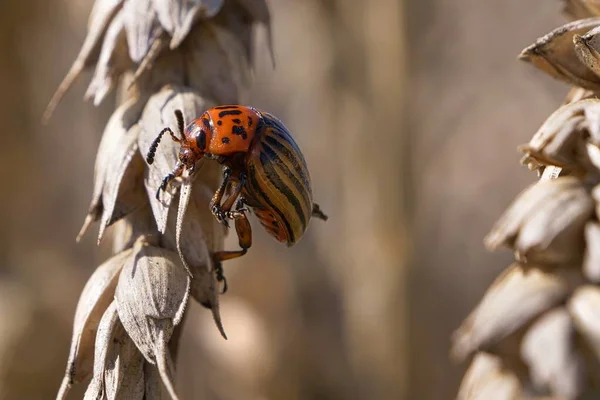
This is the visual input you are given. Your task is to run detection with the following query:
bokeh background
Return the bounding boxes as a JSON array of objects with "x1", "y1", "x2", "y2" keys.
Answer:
[{"x1": 0, "y1": 0, "x2": 572, "y2": 399}]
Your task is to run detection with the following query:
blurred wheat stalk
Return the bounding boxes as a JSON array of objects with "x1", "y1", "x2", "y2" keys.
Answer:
[
  {"x1": 44, "y1": 0, "x2": 270, "y2": 398},
  {"x1": 451, "y1": 1, "x2": 600, "y2": 399}
]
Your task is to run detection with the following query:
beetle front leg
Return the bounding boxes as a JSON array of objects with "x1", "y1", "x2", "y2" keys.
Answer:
[
  {"x1": 211, "y1": 212, "x2": 252, "y2": 293},
  {"x1": 156, "y1": 162, "x2": 185, "y2": 200}
]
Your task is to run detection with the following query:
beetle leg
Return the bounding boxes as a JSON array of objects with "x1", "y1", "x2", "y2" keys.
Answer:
[
  {"x1": 156, "y1": 162, "x2": 184, "y2": 200},
  {"x1": 211, "y1": 212, "x2": 252, "y2": 293},
  {"x1": 210, "y1": 167, "x2": 233, "y2": 226},
  {"x1": 311, "y1": 203, "x2": 328, "y2": 221},
  {"x1": 226, "y1": 196, "x2": 249, "y2": 220},
  {"x1": 220, "y1": 172, "x2": 247, "y2": 216}
]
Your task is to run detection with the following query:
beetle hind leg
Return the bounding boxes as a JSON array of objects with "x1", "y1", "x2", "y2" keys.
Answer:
[{"x1": 211, "y1": 210, "x2": 252, "y2": 293}]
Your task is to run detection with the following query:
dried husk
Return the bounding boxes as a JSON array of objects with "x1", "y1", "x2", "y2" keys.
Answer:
[
  {"x1": 83, "y1": 302, "x2": 120, "y2": 400},
  {"x1": 42, "y1": 0, "x2": 125, "y2": 122},
  {"x1": 77, "y1": 96, "x2": 146, "y2": 242},
  {"x1": 569, "y1": 286, "x2": 600, "y2": 361},
  {"x1": 103, "y1": 321, "x2": 145, "y2": 400},
  {"x1": 85, "y1": 10, "x2": 132, "y2": 105},
  {"x1": 165, "y1": 179, "x2": 227, "y2": 338},
  {"x1": 456, "y1": 353, "x2": 522, "y2": 400},
  {"x1": 583, "y1": 221, "x2": 600, "y2": 282},
  {"x1": 451, "y1": 263, "x2": 582, "y2": 361},
  {"x1": 485, "y1": 177, "x2": 593, "y2": 265},
  {"x1": 520, "y1": 18, "x2": 600, "y2": 90},
  {"x1": 521, "y1": 308, "x2": 587, "y2": 398},
  {"x1": 56, "y1": 250, "x2": 131, "y2": 400}
]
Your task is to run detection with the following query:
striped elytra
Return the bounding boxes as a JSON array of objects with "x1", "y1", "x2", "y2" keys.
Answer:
[
  {"x1": 148, "y1": 105, "x2": 327, "y2": 278},
  {"x1": 242, "y1": 111, "x2": 314, "y2": 246}
]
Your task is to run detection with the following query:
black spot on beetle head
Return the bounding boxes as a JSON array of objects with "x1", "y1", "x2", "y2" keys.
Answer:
[
  {"x1": 222, "y1": 137, "x2": 230, "y2": 144},
  {"x1": 217, "y1": 120, "x2": 223, "y2": 126}
]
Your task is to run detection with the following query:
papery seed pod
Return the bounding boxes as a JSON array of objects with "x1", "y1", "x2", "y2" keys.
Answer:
[
  {"x1": 451, "y1": 263, "x2": 582, "y2": 361},
  {"x1": 85, "y1": 9, "x2": 132, "y2": 105},
  {"x1": 521, "y1": 308, "x2": 587, "y2": 398},
  {"x1": 168, "y1": 179, "x2": 227, "y2": 337},
  {"x1": 56, "y1": 250, "x2": 131, "y2": 400},
  {"x1": 83, "y1": 302, "x2": 120, "y2": 400},
  {"x1": 520, "y1": 18, "x2": 600, "y2": 90},
  {"x1": 42, "y1": 0, "x2": 125, "y2": 123},
  {"x1": 115, "y1": 238, "x2": 189, "y2": 400},
  {"x1": 103, "y1": 321, "x2": 145, "y2": 400},
  {"x1": 485, "y1": 177, "x2": 593, "y2": 265},
  {"x1": 456, "y1": 352, "x2": 522, "y2": 400},
  {"x1": 583, "y1": 221, "x2": 600, "y2": 282},
  {"x1": 569, "y1": 286, "x2": 600, "y2": 361},
  {"x1": 77, "y1": 97, "x2": 146, "y2": 242},
  {"x1": 519, "y1": 100, "x2": 590, "y2": 171}
]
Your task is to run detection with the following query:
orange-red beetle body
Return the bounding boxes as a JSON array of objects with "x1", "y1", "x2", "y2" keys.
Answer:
[{"x1": 146, "y1": 105, "x2": 327, "y2": 289}]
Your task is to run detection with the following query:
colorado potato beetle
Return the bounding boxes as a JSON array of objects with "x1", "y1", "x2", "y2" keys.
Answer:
[{"x1": 146, "y1": 106, "x2": 328, "y2": 290}]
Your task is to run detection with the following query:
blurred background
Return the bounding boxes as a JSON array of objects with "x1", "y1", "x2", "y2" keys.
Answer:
[{"x1": 0, "y1": 0, "x2": 574, "y2": 399}]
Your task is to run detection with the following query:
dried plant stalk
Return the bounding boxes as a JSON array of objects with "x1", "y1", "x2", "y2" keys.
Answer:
[
  {"x1": 453, "y1": 2, "x2": 600, "y2": 399},
  {"x1": 45, "y1": 0, "x2": 271, "y2": 398}
]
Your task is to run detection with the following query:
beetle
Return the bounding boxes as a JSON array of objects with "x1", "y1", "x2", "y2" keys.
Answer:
[{"x1": 146, "y1": 106, "x2": 328, "y2": 291}]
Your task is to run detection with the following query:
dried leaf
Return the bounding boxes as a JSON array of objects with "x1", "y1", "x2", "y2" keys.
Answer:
[
  {"x1": 83, "y1": 302, "x2": 120, "y2": 400},
  {"x1": 123, "y1": 0, "x2": 161, "y2": 63},
  {"x1": 115, "y1": 238, "x2": 190, "y2": 364},
  {"x1": 520, "y1": 18, "x2": 600, "y2": 90},
  {"x1": 154, "y1": 332, "x2": 181, "y2": 400},
  {"x1": 583, "y1": 221, "x2": 600, "y2": 282},
  {"x1": 485, "y1": 176, "x2": 593, "y2": 265},
  {"x1": 97, "y1": 125, "x2": 146, "y2": 244},
  {"x1": 150, "y1": 0, "x2": 224, "y2": 49},
  {"x1": 56, "y1": 250, "x2": 131, "y2": 400},
  {"x1": 569, "y1": 285, "x2": 600, "y2": 361},
  {"x1": 456, "y1": 352, "x2": 522, "y2": 400},
  {"x1": 104, "y1": 323, "x2": 145, "y2": 400},
  {"x1": 143, "y1": 361, "x2": 171, "y2": 400},
  {"x1": 521, "y1": 308, "x2": 587, "y2": 398},
  {"x1": 451, "y1": 263, "x2": 581, "y2": 361},
  {"x1": 78, "y1": 96, "x2": 145, "y2": 242},
  {"x1": 184, "y1": 23, "x2": 251, "y2": 104},
  {"x1": 163, "y1": 179, "x2": 227, "y2": 338},
  {"x1": 43, "y1": 0, "x2": 124, "y2": 123},
  {"x1": 85, "y1": 10, "x2": 131, "y2": 106},
  {"x1": 138, "y1": 86, "x2": 210, "y2": 233}
]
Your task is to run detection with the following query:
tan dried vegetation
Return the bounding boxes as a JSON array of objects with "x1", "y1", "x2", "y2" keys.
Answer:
[
  {"x1": 42, "y1": 0, "x2": 271, "y2": 399},
  {"x1": 452, "y1": 0, "x2": 600, "y2": 399}
]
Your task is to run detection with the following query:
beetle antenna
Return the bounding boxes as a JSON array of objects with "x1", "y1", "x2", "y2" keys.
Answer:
[
  {"x1": 146, "y1": 128, "x2": 168, "y2": 164},
  {"x1": 175, "y1": 109, "x2": 185, "y2": 139}
]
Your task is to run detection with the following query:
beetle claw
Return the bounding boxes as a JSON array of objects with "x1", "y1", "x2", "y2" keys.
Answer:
[{"x1": 214, "y1": 260, "x2": 228, "y2": 294}]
